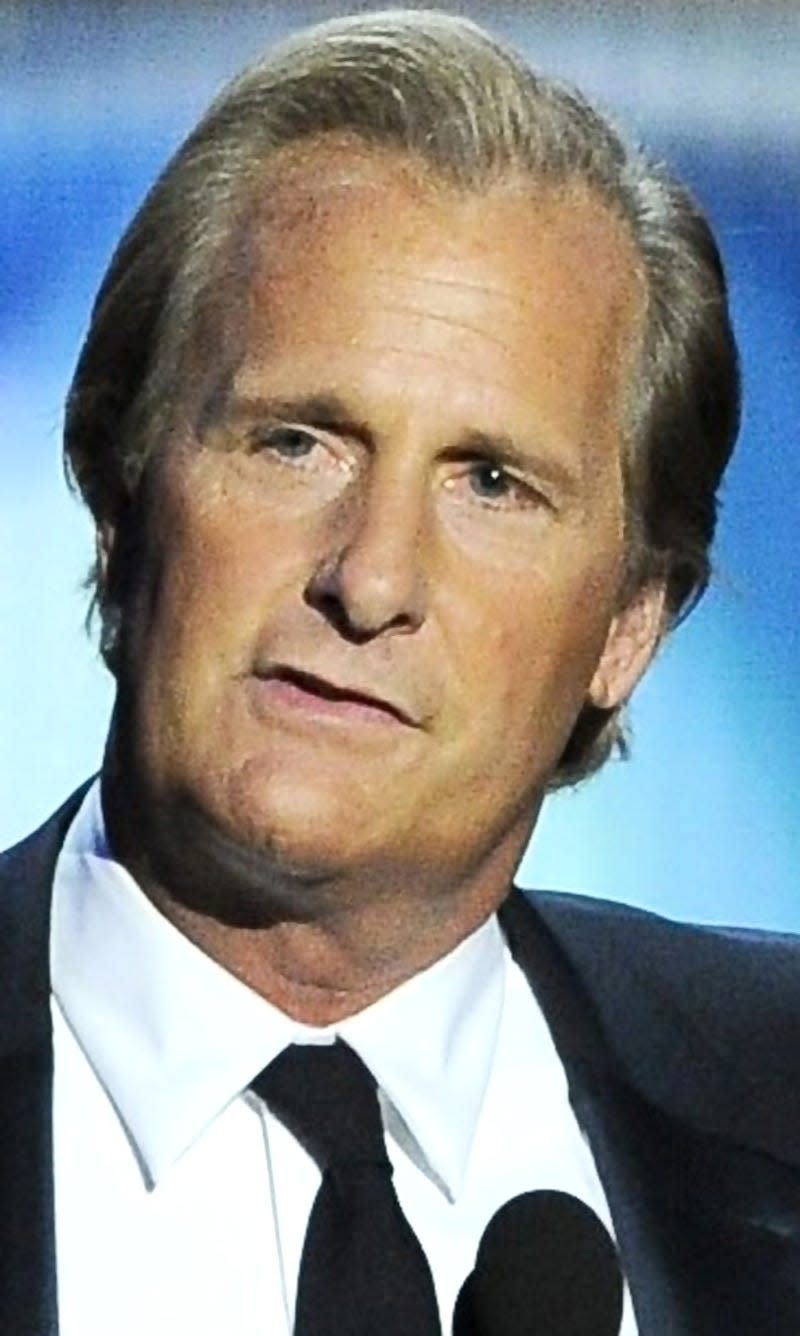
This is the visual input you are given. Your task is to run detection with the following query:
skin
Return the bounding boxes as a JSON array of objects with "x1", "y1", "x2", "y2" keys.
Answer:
[{"x1": 103, "y1": 142, "x2": 665, "y2": 1023}]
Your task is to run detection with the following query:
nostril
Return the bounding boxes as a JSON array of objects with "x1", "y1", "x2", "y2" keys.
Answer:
[
  {"x1": 305, "y1": 541, "x2": 426, "y2": 640},
  {"x1": 304, "y1": 574, "x2": 370, "y2": 642}
]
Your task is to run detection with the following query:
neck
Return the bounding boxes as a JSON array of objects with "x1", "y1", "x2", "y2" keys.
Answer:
[
  {"x1": 149, "y1": 885, "x2": 503, "y2": 1025},
  {"x1": 101, "y1": 735, "x2": 539, "y2": 1025}
]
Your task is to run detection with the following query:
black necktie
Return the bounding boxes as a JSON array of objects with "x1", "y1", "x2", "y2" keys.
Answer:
[{"x1": 251, "y1": 1039, "x2": 441, "y2": 1336}]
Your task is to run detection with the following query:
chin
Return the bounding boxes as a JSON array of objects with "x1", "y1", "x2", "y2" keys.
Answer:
[
  {"x1": 141, "y1": 786, "x2": 359, "y2": 929},
  {"x1": 215, "y1": 761, "x2": 374, "y2": 874}
]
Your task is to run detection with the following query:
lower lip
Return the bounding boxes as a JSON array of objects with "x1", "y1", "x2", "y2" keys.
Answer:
[{"x1": 250, "y1": 676, "x2": 404, "y2": 727}]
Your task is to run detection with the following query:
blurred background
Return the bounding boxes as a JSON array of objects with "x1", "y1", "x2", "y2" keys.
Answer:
[{"x1": 2, "y1": 0, "x2": 798, "y2": 925}]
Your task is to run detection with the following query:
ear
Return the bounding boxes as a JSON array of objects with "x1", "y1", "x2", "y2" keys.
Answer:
[{"x1": 588, "y1": 581, "x2": 667, "y2": 711}]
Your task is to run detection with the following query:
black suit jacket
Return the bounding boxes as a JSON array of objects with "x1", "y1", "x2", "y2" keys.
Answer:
[{"x1": 3, "y1": 790, "x2": 800, "y2": 1335}]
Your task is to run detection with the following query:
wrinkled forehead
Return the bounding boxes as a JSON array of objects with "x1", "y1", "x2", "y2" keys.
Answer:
[
  {"x1": 248, "y1": 136, "x2": 644, "y2": 314},
  {"x1": 180, "y1": 138, "x2": 645, "y2": 448}
]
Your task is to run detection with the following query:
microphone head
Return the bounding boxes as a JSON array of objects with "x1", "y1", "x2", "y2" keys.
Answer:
[{"x1": 453, "y1": 1190, "x2": 623, "y2": 1336}]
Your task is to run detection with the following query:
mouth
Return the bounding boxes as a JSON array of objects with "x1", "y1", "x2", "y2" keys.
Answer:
[{"x1": 254, "y1": 666, "x2": 415, "y2": 727}]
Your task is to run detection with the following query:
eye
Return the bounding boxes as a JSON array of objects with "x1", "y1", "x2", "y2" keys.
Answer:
[
  {"x1": 249, "y1": 424, "x2": 318, "y2": 460},
  {"x1": 457, "y1": 458, "x2": 548, "y2": 513},
  {"x1": 467, "y1": 462, "x2": 515, "y2": 501}
]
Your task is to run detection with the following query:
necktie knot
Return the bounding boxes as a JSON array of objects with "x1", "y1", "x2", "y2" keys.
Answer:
[
  {"x1": 252, "y1": 1039, "x2": 390, "y2": 1173},
  {"x1": 250, "y1": 1037, "x2": 440, "y2": 1335}
]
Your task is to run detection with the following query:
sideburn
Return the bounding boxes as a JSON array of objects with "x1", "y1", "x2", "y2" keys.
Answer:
[{"x1": 98, "y1": 200, "x2": 265, "y2": 670}]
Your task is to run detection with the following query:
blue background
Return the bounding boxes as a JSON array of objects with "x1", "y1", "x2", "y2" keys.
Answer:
[{"x1": 3, "y1": 3, "x2": 798, "y2": 926}]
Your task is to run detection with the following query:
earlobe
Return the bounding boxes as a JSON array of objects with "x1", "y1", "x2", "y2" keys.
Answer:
[{"x1": 588, "y1": 581, "x2": 667, "y2": 711}]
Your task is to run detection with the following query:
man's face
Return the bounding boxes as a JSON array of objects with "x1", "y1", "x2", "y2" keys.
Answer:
[{"x1": 112, "y1": 144, "x2": 652, "y2": 900}]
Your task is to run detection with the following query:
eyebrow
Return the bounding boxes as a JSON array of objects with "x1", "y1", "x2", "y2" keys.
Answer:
[
  {"x1": 224, "y1": 391, "x2": 583, "y2": 498},
  {"x1": 444, "y1": 428, "x2": 583, "y2": 499},
  {"x1": 225, "y1": 392, "x2": 374, "y2": 445}
]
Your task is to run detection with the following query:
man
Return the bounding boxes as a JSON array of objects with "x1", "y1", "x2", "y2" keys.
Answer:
[{"x1": 2, "y1": 10, "x2": 795, "y2": 1336}]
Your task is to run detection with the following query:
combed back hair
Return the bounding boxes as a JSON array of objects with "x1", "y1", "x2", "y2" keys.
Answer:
[{"x1": 64, "y1": 7, "x2": 741, "y2": 787}]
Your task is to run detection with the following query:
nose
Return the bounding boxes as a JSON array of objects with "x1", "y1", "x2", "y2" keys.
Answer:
[{"x1": 305, "y1": 459, "x2": 430, "y2": 641}]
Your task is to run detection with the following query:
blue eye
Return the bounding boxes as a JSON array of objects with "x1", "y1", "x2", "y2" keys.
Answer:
[
  {"x1": 252, "y1": 425, "x2": 316, "y2": 458},
  {"x1": 468, "y1": 462, "x2": 513, "y2": 500}
]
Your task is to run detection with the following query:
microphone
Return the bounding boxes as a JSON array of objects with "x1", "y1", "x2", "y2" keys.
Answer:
[{"x1": 452, "y1": 1190, "x2": 623, "y2": 1336}]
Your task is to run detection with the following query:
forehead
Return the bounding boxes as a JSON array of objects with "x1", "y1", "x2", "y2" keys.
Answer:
[{"x1": 225, "y1": 141, "x2": 644, "y2": 460}]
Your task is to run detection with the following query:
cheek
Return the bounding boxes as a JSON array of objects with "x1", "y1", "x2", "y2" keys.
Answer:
[
  {"x1": 141, "y1": 483, "x2": 308, "y2": 660},
  {"x1": 451, "y1": 561, "x2": 618, "y2": 741}
]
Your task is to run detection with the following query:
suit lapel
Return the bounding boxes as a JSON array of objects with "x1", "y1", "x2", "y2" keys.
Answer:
[
  {"x1": 0, "y1": 789, "x2": 88, "y2": 1336},
  {"x1": 6, "y1": 804, "x2": 800, "y2": 1333},
  {"x1": 574, "y1": 1075, "x2": 800, "y2": 1335},
  {"x1": 0, "y1": 1043, "x2": 59, "y2": 1336},
  {"x1": 499, "y1": 890, "x2": 800, "y2": 1335}
]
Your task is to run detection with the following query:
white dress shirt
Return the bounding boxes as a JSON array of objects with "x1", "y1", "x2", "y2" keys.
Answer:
[{"x1": 51, "y1": 781, "x2": 636, "y2": 1334}]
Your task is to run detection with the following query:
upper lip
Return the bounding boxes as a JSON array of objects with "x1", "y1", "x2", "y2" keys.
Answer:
[{"x1": 259, "y1": 664, "x2": 419, "y2": 727}]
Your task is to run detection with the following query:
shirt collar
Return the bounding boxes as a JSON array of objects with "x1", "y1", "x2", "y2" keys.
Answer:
[
  {"x1": 51, "y1": 781, "x2": 505, "y2": 1201},
  {"x1": 338, "y1": 920, "x2": 504, "y2": 1200}
]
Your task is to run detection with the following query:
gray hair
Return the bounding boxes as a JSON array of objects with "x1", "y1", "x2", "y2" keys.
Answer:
[{"x1": 64, "y1": 8, "x2": 740, "y2": 787}]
